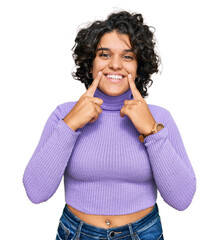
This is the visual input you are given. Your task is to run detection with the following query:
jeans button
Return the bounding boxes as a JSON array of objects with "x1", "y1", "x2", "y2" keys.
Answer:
[{"x1": 109, "y1": 231, "x2": 115, "y2": 237}]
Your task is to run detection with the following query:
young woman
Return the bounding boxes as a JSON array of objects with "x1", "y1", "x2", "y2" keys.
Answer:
[{"x1": 23, "y1": 11, "x2": 196, "y2": 240}]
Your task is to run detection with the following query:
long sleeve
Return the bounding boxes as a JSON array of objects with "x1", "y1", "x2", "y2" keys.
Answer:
[
  {"x1": 144, "y1": 110, "x2": 196, "y2": 211},
  {"x1": 23, "y1": 105, "x2": 81, "y2": 204}
]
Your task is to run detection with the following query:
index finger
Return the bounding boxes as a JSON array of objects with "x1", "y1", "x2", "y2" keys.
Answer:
[
  {"x1": 128, "y1": 73, "x2": 142, "y2": 100},
  {"x1": 85, "y1": 71, "x2": 103, "y2": 97}
]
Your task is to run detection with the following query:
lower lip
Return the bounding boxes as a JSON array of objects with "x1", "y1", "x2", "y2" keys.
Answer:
[{"x1": 104, "y1": 75, "x2": 125, "y2": 83}]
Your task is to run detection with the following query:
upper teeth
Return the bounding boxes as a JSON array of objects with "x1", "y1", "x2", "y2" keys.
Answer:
[{"x1": 106, "y1": 74, "x2": 123, "y2": 79}]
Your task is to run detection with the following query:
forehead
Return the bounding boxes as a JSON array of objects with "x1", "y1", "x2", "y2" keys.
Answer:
[{"x1": 97, "y1": 31, "x2": 132, "y2": 50}]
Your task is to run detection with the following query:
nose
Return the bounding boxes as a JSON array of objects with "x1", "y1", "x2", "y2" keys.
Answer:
[{"x1": 108, "y1": 55, "x2": 122, "y2": 70}]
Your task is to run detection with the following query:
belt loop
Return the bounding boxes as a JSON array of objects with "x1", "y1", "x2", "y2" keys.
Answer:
[
  {"x1": 75, "y1": 221, "x2": 83, "y2": 239},
  {"x1": 128, "y1": 223, "x2": 136, "y2": 240}
]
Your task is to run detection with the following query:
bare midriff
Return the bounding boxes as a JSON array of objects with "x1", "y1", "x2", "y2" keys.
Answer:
[{"x1": 66, "y1": 204, "x2": 155, "y2": 228}]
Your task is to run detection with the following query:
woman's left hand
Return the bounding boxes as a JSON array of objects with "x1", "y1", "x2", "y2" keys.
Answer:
[{"x1": 120, "y1": 74, "x2": 156, "y2": 135}]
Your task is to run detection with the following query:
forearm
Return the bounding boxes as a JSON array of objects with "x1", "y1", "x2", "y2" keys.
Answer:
[
  {"x1": 145, "y1": 127, "x2": 196, "y2": 210},
  {"x1": 144, "y1": 111, "x2": 196, "y2": 210},
  {"x1": 23, "y1": 118, "x2": 81, "y2": 204}
]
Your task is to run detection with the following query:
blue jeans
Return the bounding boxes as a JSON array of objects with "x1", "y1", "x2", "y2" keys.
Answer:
[{"x1": 56, "y1": 203, "x2": 164, "y2": 240}]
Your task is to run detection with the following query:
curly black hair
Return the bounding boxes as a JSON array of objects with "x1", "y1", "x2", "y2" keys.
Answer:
[{"x1": 71, "y1": 10, "x2": 161, "y2": 98}]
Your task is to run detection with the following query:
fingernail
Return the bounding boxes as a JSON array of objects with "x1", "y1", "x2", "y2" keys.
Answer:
[
  {"x1": 128, "y1": 74, "x2": 132, "y2": 78},
  {"x1": 98, "y1": 71, "x2": 102, "y2": 75}
]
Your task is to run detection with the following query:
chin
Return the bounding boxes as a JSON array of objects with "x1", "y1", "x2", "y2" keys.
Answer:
[
  {"x1": 100, "y1": 87, "x2": 128, "y2": 96},
  {"x1": 99, "y1": 82, "x2": 129, "y2": 96}
]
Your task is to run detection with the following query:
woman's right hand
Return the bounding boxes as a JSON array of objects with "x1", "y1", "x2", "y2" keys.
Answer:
[{"x1": 63, "y1": 71, "x2": 104, "y2": 131}]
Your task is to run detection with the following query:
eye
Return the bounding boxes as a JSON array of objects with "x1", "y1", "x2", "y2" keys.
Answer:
[
  {"x1": 123, "y1": 55, "x2": 134, "y2": 60},
  {"x1": 99, "y1": 53, "x2": 110, "y2": 58}
]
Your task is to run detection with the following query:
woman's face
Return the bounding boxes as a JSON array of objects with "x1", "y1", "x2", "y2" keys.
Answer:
[{"x1": 91, "y1": 30, "x2": 138, "y2": 96}]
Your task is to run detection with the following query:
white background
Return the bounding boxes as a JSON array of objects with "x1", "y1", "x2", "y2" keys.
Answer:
[{"x1": 1, "y1": 0, "x2": 218, "y2": 239}]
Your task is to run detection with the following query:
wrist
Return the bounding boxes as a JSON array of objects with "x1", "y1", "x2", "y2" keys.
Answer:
[
  {"x1": 63, "y1": 118, "x2": 78, "y2": 132},
  {"x1": 141, "y1": 122, "x2": 157, "y2": 136},
  {"x1": 139, "y1": 122, "x2": 165, "y2": 143}
]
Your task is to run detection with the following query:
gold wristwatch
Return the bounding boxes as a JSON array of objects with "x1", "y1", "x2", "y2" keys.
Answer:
[{"x1": 139, "y1": 122, "x2": 165, "y2": 143}]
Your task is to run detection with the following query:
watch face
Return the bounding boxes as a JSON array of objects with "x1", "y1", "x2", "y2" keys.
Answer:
[{"x1": 156, "y1": 123, "x2": 164, "y2": 131}]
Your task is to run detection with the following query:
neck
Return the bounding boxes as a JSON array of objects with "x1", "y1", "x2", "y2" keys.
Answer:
[{"x1": 93, "y1": 88, "x2": 133, "y2": 111}]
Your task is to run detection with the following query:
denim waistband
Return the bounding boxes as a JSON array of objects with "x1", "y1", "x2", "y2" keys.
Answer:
[{"x1": 62, "y1": 203, "x2": 159, "y2": 239}]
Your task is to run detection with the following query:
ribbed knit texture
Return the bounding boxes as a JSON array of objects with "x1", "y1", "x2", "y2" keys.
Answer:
[{"x1": 23, "y1": 87, "x2": 196, "y2": 214}]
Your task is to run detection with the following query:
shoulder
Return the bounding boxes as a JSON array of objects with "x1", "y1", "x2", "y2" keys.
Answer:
[
  {"x1": 53, "y1": 101, "x2": 78, "y2": 119},
  {"x1": 147, "y1": 103, "x2": 171, "y2": 124},
  {"x1": 147, "y1": 103, "x2": 170, "y2": 115}
]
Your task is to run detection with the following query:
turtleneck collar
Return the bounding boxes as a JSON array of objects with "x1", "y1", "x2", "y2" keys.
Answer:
[{"x1": 93, "y1": 87, "x2": 134, "y2": 111}]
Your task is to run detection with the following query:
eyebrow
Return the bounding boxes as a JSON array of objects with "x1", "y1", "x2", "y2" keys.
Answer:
[{"x1": 96, "y1": 47, "x2": 134, "y2": 53}]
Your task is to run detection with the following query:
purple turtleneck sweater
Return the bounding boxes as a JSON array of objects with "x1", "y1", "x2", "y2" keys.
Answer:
[{"x1": 23, "y1": 87, "x2": 196, "y2": 214}]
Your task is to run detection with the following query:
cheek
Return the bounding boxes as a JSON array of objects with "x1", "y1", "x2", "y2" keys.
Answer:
[
  {"x1": 93, "y1": 59, "x2": 107, "y2": 73},
  {"x1": 124, "y1": 63, "x2": 138, "y2": 76}
]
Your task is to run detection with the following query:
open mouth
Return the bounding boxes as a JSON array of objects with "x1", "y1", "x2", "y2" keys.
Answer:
[{"x1": 104, "y1": 74, "x2": 126, "y2": 83}]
